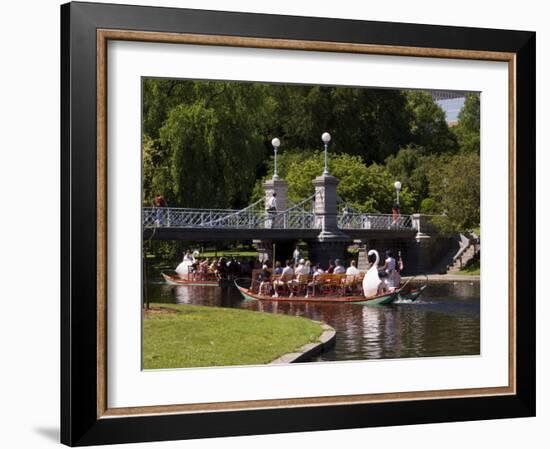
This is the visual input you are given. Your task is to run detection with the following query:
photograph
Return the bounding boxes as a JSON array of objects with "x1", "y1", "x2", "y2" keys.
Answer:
[
  {"x1": 141, "y1": 78, "x2": 481, "y2": 370},
  {"x1": 55, "y1": 1, "x2": 536, "y2": 445}
]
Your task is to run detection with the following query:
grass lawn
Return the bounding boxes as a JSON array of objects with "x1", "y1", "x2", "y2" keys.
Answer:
[
  {"x1": 198, "y1": 250, "x2": 259, "y2": 258},
  {"x1": 143, "y1": 303, "x2": 323, "y2": 369},
  {"x1": 458, "y1": 259, "x2": 480, "y2": 275}
]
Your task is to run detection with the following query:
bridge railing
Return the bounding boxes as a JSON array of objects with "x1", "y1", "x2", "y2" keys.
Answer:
[
  {"x1": 263, "y1": 192, "x2": 317, "y2": 229},
  {"x1": 269, "y1": 210, "x2": 317, "y2": 229},
  {"x1": 143, "y1": 207, "x2": 317, "y2": 230},
  {"x1": 337, "y1": 213, "x2": 413, "y2": 230},
  {"x1": 143, "y1": 207, "x2": 265, "y2": 229},
  {"x1": 144, "y1": 208, "x2": 413, "y2": 231}
]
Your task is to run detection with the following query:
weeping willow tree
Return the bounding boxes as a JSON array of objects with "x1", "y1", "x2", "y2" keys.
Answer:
[{"x1": 143, "y1": 80, "x2": 274, "y2": 209}]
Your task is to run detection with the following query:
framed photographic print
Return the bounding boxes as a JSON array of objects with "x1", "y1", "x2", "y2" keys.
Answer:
[{"x1": 61, "y1": 1, "x2": 535, "y2": 446}]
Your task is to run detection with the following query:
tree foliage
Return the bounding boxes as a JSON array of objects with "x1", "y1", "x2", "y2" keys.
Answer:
[
  {"x1": 255, "y1": 151, "x2": 415, "y2": 214},
  {"x1": 425, "y1": 152, "x2": 480, "y2": 231},
  {"x1": 270, "y1": 86, "x2": 412, "y2": 163},
  {"x1": 142, "y1": 78, "x2": 480, "y2": 232},
  {"x1": 406, "y1": 91, "x2": 458, "y2": 154},
  {"x1": 452, "y1": 93, "x2": 480, "y2": 153},
  {"x1": 385, "y1": 147, "x2": 480, "y2": 232},
  {"x1": 144, "y1": 80, "x2": 272, "y2": 208},
  {"x1": 385, "y1": 145, "x2": 429, "y2": 210}
]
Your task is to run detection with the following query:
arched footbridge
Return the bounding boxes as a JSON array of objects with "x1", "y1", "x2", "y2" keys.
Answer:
[{"x1": 142, "y1": 196, "x2": 419, "y2": 242}]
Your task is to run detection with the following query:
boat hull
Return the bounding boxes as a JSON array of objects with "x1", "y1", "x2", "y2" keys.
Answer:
[
  {"x1": 235, "y1": 283, "x2": 398, "y2": 305},
  {"x1": 398, "y1": 285, "x2": 427, "y2": 302},
  {"x1": 162, "y1": 272, "x2": 221, "y2": 287}
]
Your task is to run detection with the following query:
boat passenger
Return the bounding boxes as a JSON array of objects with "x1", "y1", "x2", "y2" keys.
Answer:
[
  {"x1": 326, "y1": 259, "x2": 335, "y2": 274},
  {"x1": 295, "y1": 259, "x2": 309, "y2": 276},
  {"x1": 382, "y1": 250, "x2": 398, "y2": 289},
  {"x1": 346, "y1": 260, "x2": 360, "y2": 276},
  {"x1": 393, "y1": 268, "x2": 401, "y2": 289},
  {"x1": 333, "y1": 259, "x2": 346, "y2": 274},
  {"x1": 272, "y1": 260, "x2": 294, "y2": 297},
  {"x1": 200, "y1": 258, "x2": 209, "y2": 273},
  {"x1": 312, "y1": 264, "x2": 325, "y2": 278},
  {"x1": 305, "y1": 264, "x2": 326, "y2": 298},
  {"x1": 282, "y1": 260, "x2": 294, "y2": 277},
  {"x1": 273, "y1": 261, "x2": 283, "y2": 275},
  {"x1": 394, "y1": 251, "x2": 404, "y2": 287},
  {"x1": 343, "y1": 260, "x2": 360, "y2": 294},
  {"x1": 209, "y1": 258, "x2": 218, "y2": 273},
  {"x1": 258, "y1": 264, "x2": 272, "y2": 295},
  {"x1": 289, "y1": 258, "x2": 307, "y2": 292}
]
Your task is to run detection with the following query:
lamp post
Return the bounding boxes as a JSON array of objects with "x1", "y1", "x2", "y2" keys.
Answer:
[
  {"x1": 321, "y1": 132, "x2": 331, "y2": 175},
  {"x1": 271, "y1": 137, "x2": 280, "y2": 180},
  {"x1": 394, "y1": 181, "x2": 402, "y2": 206}
]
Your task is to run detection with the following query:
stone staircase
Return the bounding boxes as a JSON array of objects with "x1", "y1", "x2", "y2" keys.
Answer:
[{"x1": 447, "y1": 233, "x2": 479, "y2": 273}]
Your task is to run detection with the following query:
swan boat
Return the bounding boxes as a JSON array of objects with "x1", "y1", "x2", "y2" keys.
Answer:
[
  {"x1": 234, "y1": 281, "x2": 399, "y2": 305},
  {"x1": 162, "y1": 272, "x2": 229, "y2": 287},
  {"x1": 398, "y1": 284, "x2": 428, "y2": 302},
  {"x1": 234, "y1": 250, "x2": 427, "y2": 306}
]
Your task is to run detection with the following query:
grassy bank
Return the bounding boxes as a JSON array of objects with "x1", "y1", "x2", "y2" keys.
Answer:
[
  {"x1": 458, "y1": 266, "x2": 480, "y2": 275},
  {"x1": 143, "y1": 303, "x2": 323, "y2": 369},
  {"x1": 458, "y1": 257, "x2": 480, "y2": 275},
  {"x1": 198, "y1": 250, "x2": 259, "y2": 258}
]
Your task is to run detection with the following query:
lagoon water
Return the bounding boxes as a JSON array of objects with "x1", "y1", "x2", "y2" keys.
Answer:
[{"x1": 146, "y1": 275, "x2": 480, "y2": 362}]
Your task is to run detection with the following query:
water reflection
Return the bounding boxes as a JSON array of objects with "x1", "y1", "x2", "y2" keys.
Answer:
[{"x1": 146, "y1": 279, "x2": 480, "y2": 361}]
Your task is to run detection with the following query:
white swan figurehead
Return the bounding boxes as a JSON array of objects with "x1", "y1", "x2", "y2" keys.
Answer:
[
  {"x1": 175, "y1": 252, "x2": 196, "y2": 277},
  {"x1": 362, "y1": 249, "x2": 382, "y2": 298}
]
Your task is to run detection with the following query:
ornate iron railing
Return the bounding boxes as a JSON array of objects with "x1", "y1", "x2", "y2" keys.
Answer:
[
  {"x1": 143, "y1": 194, "x2": 414, "y2": 231},
  {"x1": 143, "y1": 207, "x2": 320, "y2": 230},
  {"x1": 337, "y1": 213, "x2": 413, "y2": 230},
  {"x1": 260, "y1": 193, "x2": 317, "y2": 229},
  {"x1": 143, "y1": 207, "x2": 263, "y2": 229}
]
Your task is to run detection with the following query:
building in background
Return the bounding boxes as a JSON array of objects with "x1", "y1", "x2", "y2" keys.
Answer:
[{"x1": 429, "y1": 90, "x2": 470, "y2": 125}]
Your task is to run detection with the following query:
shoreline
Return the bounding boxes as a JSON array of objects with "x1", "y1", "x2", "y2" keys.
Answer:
[
  {"x1": 270, "y1": 322, "x2": 336, "y2": 364},
  {"x1": 143, "y1": 303, "x2": 328, "y2": 369},
  {"x1": 403, "y1": 274, "x2": 480, "y2": 283}
]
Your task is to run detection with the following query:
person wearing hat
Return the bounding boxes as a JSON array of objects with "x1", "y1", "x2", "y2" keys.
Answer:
[{"x1": 295, "y1": 258, "x2": 308, "y2": 276}]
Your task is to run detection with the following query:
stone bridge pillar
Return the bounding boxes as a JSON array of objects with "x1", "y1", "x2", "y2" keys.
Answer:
[
  {"x1": 253, "y1": 239, "x2": 296, "y2": 266},
  {"x1": 263, "y1": 178, "x2": 288, "y2": 212},
  {"x1": 309, "y1": 174, "x2": 350, "y2": 265},
  {"x1": 406, "y1": 214, "x2": 457, "y2": 274},
  {"x1": 264, "y1": 178, "x2": 288, "y2": 229},
  {"x1": 313, "y1": 174, "x2": 346, "y2": 240}
]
